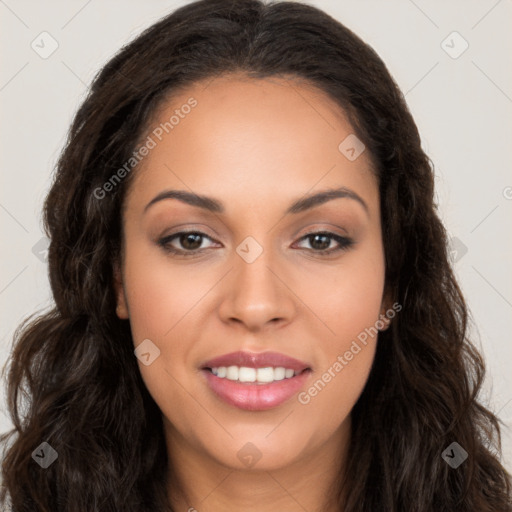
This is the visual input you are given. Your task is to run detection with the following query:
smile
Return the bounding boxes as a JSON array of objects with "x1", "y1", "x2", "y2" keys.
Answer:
[{"x1": 201, "y1": 351, "x2": 312, "y2": 411}]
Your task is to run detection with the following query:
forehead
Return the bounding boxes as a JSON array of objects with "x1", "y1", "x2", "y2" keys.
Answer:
[{"x1": 125, "y1": 73, "x2": 378, "y2": 214}]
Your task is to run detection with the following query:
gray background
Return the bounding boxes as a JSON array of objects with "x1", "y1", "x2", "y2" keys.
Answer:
[{"x1": 1, "y1": 0, "x2": 511, "y2": 471}]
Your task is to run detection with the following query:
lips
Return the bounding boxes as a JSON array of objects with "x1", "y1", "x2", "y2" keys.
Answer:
[{"x1": 201, "y1": 351, "x2": 312, "y2": 411}]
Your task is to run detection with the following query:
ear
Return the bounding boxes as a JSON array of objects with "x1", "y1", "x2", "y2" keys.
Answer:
[{"x1": 113, "y1": 261, "x2": 129, "y2": 319}]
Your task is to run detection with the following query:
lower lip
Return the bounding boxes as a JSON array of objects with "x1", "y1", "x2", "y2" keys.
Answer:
[{"x1": 202, "y1": 369, "x2": 311, "y2": 411}]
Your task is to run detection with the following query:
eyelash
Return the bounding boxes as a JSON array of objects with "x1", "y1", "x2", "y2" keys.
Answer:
[{"x1": 157, "y1": 230, "x2": 354, "y2": 257}]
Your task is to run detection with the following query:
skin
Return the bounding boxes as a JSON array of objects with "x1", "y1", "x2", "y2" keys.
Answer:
[{"x1": 115, "y1": 73, "x2": 389, "y2": 512}]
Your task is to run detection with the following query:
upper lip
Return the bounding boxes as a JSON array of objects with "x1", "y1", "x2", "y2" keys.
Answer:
[{"x1": 202, "y1": 351, "x2": 311, "y2": 372}]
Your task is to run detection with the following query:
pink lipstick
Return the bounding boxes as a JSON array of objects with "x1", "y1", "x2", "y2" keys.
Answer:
[{"x1": 201, "y1": 351, "x2": 312, "y2": 411}]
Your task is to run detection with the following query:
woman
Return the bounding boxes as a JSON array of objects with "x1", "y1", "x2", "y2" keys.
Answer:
[{"x1": 1, "y1": 0, "x2": 510, "y2": 510}]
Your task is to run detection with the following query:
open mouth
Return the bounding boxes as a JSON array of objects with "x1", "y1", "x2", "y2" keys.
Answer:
[
  {"x1": 200, "y1": 350, "x2": 312, "y2": 410},
  {"x1": 204, "y1": 365, "x2": 310, "y2": 385}
]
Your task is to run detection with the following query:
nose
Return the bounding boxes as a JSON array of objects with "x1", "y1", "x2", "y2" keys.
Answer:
[{"x1": 218, "y1": 247, "x2": 296, "y2": 333}]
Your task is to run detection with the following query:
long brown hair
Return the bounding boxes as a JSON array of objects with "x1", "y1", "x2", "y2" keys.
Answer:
[{"x1": 1, "y1": 0, "x2": 510, "y2": 510}]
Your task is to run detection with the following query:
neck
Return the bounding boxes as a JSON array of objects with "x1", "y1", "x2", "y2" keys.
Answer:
[{"x1": 164, "y1": 417, "x2": 350, "y2": 512}]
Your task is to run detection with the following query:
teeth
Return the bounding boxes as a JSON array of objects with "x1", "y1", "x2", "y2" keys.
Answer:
[
  {"x1": 226, "y1": 365, "x2": 239, "y2": 380},
  {"x1": 274, "y1": 367, "x2": 285, "y2": 380},
  {"x1": 210, "y1": 365, "x2": 299, "y2": 384},
  {"x1": 256, "y1": 367, "x2": 274, "y2": 383},
  {"x1": 239, "y1": 367, "x2": 256, "y2": 382}
]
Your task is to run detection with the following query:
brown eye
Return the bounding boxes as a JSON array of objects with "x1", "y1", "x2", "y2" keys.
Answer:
[
  {"x1": 308, "y1": 233, "x2": 332, "y2": 250},
  {"x1": 158, "y1": 231, "x2": 218, "y2": 255},
  {"x1": 179, "y1": 233, "x2": 203, "y2": 250},
  {"x1": 295, "y1": 231, "x2": 354, "y2": 255}
]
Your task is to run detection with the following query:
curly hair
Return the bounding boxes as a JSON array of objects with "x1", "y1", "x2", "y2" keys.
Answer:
[{"x1": 1, "y1": 0, "x2": 510, "y2": 510}]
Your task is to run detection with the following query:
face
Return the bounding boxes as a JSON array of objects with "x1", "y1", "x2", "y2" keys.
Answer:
[{"x1": 115, "y1": 73, "x2": 388, "y2": 473}]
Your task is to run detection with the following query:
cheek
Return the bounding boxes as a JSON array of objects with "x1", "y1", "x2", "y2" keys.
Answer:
[
  {"x1": 292, "y1": 244, "x2": 384, "y2": 421},
  {"x1": 295, "y1": 340, "x2": 376, "y2": 447},
  {"x1": 121, "y1": 243, "x2": 208, "y2": 342},
  {"x1": 122, "y1": 249, "x2": 199, "y2": 420},
  {"x1": 297, "y1": 243, "x2": 385, "y2": 344},
  {"x1": 121, "y1": 244, "x2": 214, "y2": 404}
]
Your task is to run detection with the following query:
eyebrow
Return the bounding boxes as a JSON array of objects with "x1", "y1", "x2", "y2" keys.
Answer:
[{"x1": 143, "y1": 186, "x2": 368, "y2": 215}]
